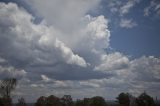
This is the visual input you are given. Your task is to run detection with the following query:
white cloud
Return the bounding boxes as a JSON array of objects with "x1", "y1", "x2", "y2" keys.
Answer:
[
  {"x1": 25, "y1": 0, "x2": 100, "y2": 31},
  {"x1": 0, "y1": 2, "x2": 87, "y2": 67},
  {"x1": 41, "y1": 74, "x2": 51, "y2": 82},
  {"x1": 120, "y1": 19, "x2": 137, "y2": 28},
  {"x1": 25, "y1": 0, "x2": 110, "y2": 54},
  {"x1": 95, "y1": 52, "x2": 129, "y2": 71},
  {"x1": 120, "y1": 0, "x2": 140, "y2": 16}
]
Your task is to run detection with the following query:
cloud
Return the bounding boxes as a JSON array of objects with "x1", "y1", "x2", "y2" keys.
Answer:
[
  {"x1": 94, "y1": 52, "x2": 129, "y2": 71},
  {"x1": 41, "y1": 74, "x2": 51, "y2": 82},
  {"x1": 144, "y1": 0, "x2": 160, "y2": 16},
  {"x1": 0, "y1": 2, "x2": 87, "y2": 67},
  {"x1": 25, "y1": 0, "x2": 100, "y2": 31},
  {"x1": 107, "y1": 0, "x2": 140, "y2": 16},
  {"x1": 0, "y1": 65, "x2": 27, "y2": 79},
  {"x1": 120, "y1": 0, "x2": 140, "y2": 16},
  {"x1": 130, "y1": 56, "x2": 160, "y2": 81},
  {"x1": 0, "y1": 2, "x2": 112, "y2": 80},
  {"x1": 0, "y1": 1, "x2": 160, "y2": 102},
  {"x1": 119, "y1": 19, "x2": 137, "y2": 28},
  {"x1": 0, "y1": 56, "x2": 26, "y2": 79}
]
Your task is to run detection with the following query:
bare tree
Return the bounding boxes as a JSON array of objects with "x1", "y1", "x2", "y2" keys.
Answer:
[
  {"x1": 17, "y1": 97, "x2": 26, "y2": 106},
  {"x1": 0, "y1": 78, "x2": 17, "y2": 106}
]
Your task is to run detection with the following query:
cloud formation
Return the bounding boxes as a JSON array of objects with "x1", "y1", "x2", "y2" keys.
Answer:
[
  {"x1": 119, "y1": 18, "x2": 137, "y2": 28},
  {"x1": 119, "y1": 0, "x2": 140, "y2": 16},
  {"x1": 0, "y1": 2, "x2": 87, "y2": 67},
  {"x1": 144, "y1": 0, "x2": 160, "y2": 16},
  {"x1": 0, "y1": 1, "x2": 160, "y2": 102}
]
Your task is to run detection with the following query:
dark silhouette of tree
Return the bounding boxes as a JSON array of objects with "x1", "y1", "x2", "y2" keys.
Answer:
[
  {"x1": 0, "y1": 78, "x2": 17, "y2": 106},
  {"x1": 83, "y1": 98, "x2": 90, "y2": 106},
  {"x1": 46, "y1": 95, "x2": 61, "y2": 106},
  {"x1": 136, "y1": 92, "x2": 155, "y2": 106},
  {"x1": 0, "y1": 97, "x2": 3, "y2": 106},
  {"x1": 75, "y1": 99, "x2": 84, "y2": 106},
  {"x1": 89, "y1": 96, "x2": 108, "y2": 106},
  {"x1": 116, "y1": 93, "x2": 130, "y2": 106},
  {"x1": 75, "y1": 98, "x2": 90, "y2": 106},
  {"x1": 35, "y1": 96, "x2": 47, "y2": 106},
  {"x1": 16, "y1": 97, "x2": 26, "y2": 106},
  {"x1": 61, "y1": 95, "x2": 73, "y2": 106}
]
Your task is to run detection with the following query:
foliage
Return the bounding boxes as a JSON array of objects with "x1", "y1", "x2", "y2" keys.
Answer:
[
  {"x1": 89, "y1": 96, "x2": 107, "y2": 106},
  {"x1": 61, "y1": 95, "x2": 73, "y2": 106},
  {"x1": 35, "y1": 95, "x2": 61, "y2": 106},
  {"x1": 35, "y1": 96, "x2": 47, "y2": 106},
  {"x1": 46, "y1": 95, "x2": 61, "y2": 106},
  {"x1": 136, "y1": 92, "x2": 155, "y2": 106},
  {"x1": 116, "y1": 93, "x2": 130, "y2": 106}
]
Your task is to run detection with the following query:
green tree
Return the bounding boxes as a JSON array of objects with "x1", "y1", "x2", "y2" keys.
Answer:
[
  {"x1": 46, "y1": 95, "x2": 61, "y2": 106},
  {"x1": 75, "y1": 99, "x2": 84, "y2": 106},
  {"x1": 116, "y1": 93, "x2": 130, "y2": 106},
  {"x1": 136, "y1": 92, "x2": 155, "y2": 106},
  {"x1": 35, "y1": 96, "x2": 47, "y2": 106},
  {"x1": 89, "y1": 96, "x2": 107, "y2": 106},
  {"x1": 0, "y1": 78, "x2": 17, "y2": 106}
]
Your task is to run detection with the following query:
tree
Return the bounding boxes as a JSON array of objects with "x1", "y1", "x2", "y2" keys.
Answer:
[
  {"x1": 116, "y1": 93, "x2": 130, "y2": 106},
  {"x1": 89, "y1": 96, "x2": 107, "y2": 106},
  {"x1": 61, "y1": 95, "x2": 73, "y2": 106},
  {"x1": 75, "y1": 99, "x2": 84, "y2": 106},
  {"x1": 0, "y1": 97, "x2": 3, "y2": 106},
  {"x1": 35, "y1": 96, "x2": 47, "y2": 106},
  {"x1": 0, "y1": 78, "x2": 17, "y2": 106},
  {"x1": 16, "y1": 97, "x2": 26, "y2": 106},
  {"x1": 136, "y1": 92, "x2": 155, "y2": 106},
  {"x1": 46, "y1": 95, "x2": 61, "y2": 106},
  {"x1": 75, "y1": 98, "x2": 90, "y2": 106}
]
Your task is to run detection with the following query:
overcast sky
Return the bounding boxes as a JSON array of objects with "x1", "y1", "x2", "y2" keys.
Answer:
[{"x1": 0, "y1": 0, "x2": 160, "y2": 103}]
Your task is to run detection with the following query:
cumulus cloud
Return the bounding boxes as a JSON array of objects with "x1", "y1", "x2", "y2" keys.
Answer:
[
  {"x1": 0, "y1": 1, "x2": 160, "y2": 102},
  {"x1": 25, "y1": 0, "x2": 100, "y2": 31},
  {"x1": 120, "y1": 19, "x2": 137, "y2": 28},
  {"x1": 94, "y1": 52, "x2": 129, "y2": 71},
  {"x1": 0, "y1": 2, "x2": 87, "y2": 67}
]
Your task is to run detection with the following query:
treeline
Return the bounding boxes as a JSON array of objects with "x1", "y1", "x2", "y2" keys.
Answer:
[
  {"x1": 35, "y1": 92, "x2": 158, "y2": 106},
  {"x1": 0, "y1": 78, "x2": 159, "y2": 106}
]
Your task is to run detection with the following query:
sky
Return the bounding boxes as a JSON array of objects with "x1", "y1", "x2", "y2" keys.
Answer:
[{"x1": 0, "y1": 0, "x2": 160, "y2": 103}]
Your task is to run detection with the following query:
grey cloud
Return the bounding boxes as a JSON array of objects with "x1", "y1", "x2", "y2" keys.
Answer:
[{"x1": 0, "y1": 65, "x2": 26, "y2": 79}]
